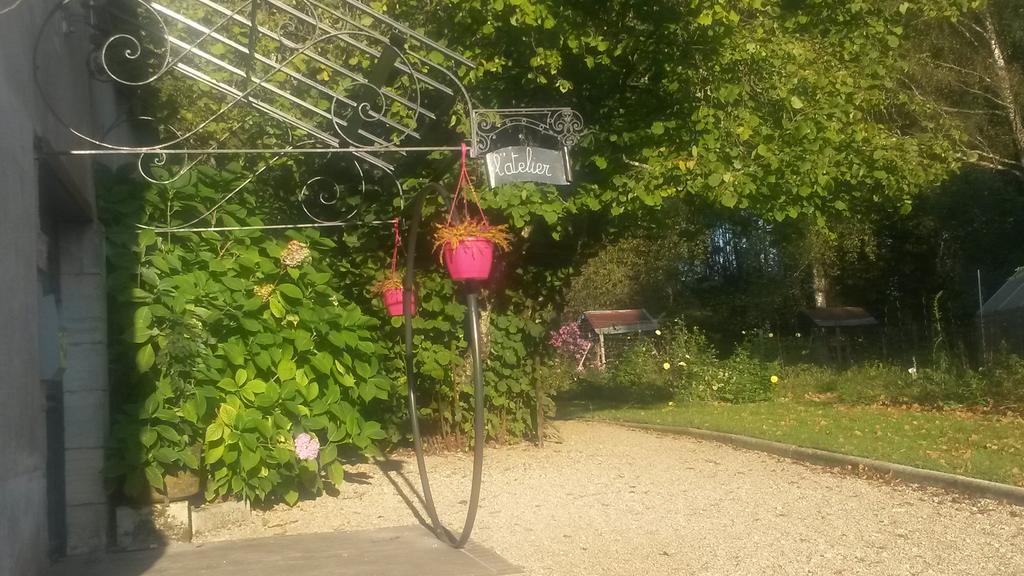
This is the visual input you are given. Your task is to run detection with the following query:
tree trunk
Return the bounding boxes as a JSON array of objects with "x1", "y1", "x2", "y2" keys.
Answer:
[
  {"x1": 983, "y1": 10, "x2": 1024, "y2": 170},
  {"x1": 812, "y1": 260, "x2": 829, "y2": 309}
]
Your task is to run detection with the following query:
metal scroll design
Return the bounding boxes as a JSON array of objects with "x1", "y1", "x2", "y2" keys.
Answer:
[
  {"x1": 472, "y1": 108, "x2": 586, "y2": 156},
  {"x1": 32, "y1": 0, "x2": 477, "y2": 170},
  {"x1": 138, "y1": 139, "x2": 405, "y2": 233}
]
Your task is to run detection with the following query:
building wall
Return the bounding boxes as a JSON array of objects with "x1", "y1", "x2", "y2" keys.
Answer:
[{"x1": 0, "y1": 2, "x2": 111, "y2": 574}]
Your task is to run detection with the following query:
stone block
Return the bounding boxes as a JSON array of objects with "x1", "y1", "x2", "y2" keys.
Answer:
[
  {"x1": 63, "y1": 390, "x2": 107, "y2": 450},
  {"x1": 62, "y1": 342, "x2": 108, "y2": 391},
  {"x1": 64, "y1": 448, "x2": 105, "y2": 507},
  {"x1": 0, "y1": 470, "x2": 47, "y2": 576},
  {"x1": 191, "y1": 500, "x2": 251, "y2": 538},
  {"x1": 59, "y1": 224, "x2": 105, "y2": 275},
  {"x1": 115, "y1": 502, "x2": 192, "y2": 550},
  {"x1": 58, "y1": 274, "x2": 106, "y2": 326},
  {"x1": 66, "y1": 503, "x2": 107, "y2": 556}
]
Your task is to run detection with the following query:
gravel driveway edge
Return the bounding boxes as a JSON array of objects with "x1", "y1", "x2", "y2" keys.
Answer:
[{"x1": 596, "y1": 419, "x2": 1024, "y2": 507}]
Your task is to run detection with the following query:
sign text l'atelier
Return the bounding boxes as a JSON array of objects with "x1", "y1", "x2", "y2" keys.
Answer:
[{"x1": 485, "y1": 146, "x2": 570, "y2": 187}]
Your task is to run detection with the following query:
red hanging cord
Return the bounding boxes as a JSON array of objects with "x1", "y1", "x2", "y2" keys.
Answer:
[
  {"x1": 390, "y1": 218, "x2": 402, "y2": 274},
  {"x1": 447, "y1": 143, "x2": 489, "y2": 226}
]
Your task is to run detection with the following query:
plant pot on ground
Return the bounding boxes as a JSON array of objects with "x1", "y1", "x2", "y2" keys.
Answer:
[
  {"x1": 434, "y1": 218, "x2": 512, "y2": 282},
  {"x1": 149, "y1": 468, "x2": 202, "y2": 503}
]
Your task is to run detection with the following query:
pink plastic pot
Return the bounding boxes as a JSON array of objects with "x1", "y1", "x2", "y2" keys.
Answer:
[
  {"x1": 382, "y1": 288, "x2": 416, "y2": 317},
  {"x1": 442, "y1": 237, "x2": 495, "y2": 281}
]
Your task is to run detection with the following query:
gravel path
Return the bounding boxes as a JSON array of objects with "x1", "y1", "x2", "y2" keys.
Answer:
[{"x1": 197, "y1": 421, "x2": 1024, "y2": 575}]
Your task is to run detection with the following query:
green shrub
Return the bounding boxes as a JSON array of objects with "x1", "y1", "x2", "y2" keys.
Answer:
[
  {"x1": 577, "y1": 324, "x2": 779, "y2": 404},
  {"x1": 779, "y1": 356, "x2": 1024, "y2": 411},
  {"x1": 985, "y1": 355, "x2": 1024, "y2": 410},
  {"x1": 610, "y1": 338, "x2": 675, "y2": 401},
  {"x1": 99, "y1": 164, "x2": 545, "y2": 505},
  {"x1": 711, "y1": 348, "x2": 778, "y2": 403}
]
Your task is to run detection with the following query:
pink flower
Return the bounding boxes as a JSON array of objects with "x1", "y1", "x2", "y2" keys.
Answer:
[
  {"x1": 294, "y1": 432, "x2": 321, "y2": 461},
  {"x1": 549, "y1": 322, "x2": 591, "y2": 362}
]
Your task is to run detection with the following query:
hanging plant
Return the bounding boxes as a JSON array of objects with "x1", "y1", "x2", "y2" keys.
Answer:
[
  {"x1": 377, "y1": 220, "x2": 416, "y2": 317},
  {"x1": 434, "y1": 144, "x2": 511, "y2": 282}
]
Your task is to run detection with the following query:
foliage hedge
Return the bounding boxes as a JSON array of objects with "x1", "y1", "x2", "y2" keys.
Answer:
[{"x1": 99, "y1": 163, "x2": 547, "y2": 505}]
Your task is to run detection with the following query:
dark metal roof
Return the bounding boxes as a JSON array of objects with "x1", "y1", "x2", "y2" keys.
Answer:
[
  {"x1": 981, "y1": 269, "x2": 1024, "y2": 315},
  {"x1": 582, "y1": 309, "x2": 659, "y2": 335},
  {"x1": 801, "y1": 307, "x2": 879, "y2": 328}
]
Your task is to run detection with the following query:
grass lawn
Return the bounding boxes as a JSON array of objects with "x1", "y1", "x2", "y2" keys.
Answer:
[{"x1": 564, "y1": 400, "x2": 1024, "y2": 487}]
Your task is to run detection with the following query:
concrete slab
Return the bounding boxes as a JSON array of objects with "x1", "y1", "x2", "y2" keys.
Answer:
[{"x1": 48, "y1": 526, "x2": 522, "y2": 576}]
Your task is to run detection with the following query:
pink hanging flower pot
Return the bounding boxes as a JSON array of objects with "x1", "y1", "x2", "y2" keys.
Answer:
[
  {"x1": 381, "y1": 286, "x2": 416, "y2": 317},
  {"x1": 375, "y1": 221, "x2": 416, "y2": 317},
  {"x1": 435, "y1": 145, "x2": 511, "y2": 283},
  {"x1": 443, "y1": 237, "x2": 495, "y2": 281},
  {"x1": 434, "y1": 221, "x2": 511, "y2": 282},
  {"x1": 374, "y1": 270, "x2": 416, "y2": 317}
]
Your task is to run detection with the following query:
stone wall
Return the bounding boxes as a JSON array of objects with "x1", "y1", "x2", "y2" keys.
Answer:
[{"x1": 0, "y1": 2, "x2": 111, "y2": 574}]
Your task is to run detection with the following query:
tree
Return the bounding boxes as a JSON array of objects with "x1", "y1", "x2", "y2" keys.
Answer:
[
  {"x1": 909, "y1": 0, "x2": 1024, "y2": 177},
  {"x1": 383, "y1": 1, "x2": 971, "y2": 223}
]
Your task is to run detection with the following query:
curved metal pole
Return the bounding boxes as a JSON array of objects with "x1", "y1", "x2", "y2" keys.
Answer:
[{"x1": 403, "y1": 182, "x2": 486, "y2": 549}]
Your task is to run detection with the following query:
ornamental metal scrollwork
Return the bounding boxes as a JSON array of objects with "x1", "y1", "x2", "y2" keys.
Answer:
[
  {"x1": 32, "y1": 0, "x2": 475, "y2": 164},
  {"x1": 17, "y1": 0, "x2": 584, "y2": 231},
  {"x1": 472, "y1": 108, "x2": 587, "y2": 156}
]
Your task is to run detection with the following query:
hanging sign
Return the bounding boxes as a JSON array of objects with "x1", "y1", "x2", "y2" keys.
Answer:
[{"x1": 485, "y1": 146, "x2": 570, "y2": 187}]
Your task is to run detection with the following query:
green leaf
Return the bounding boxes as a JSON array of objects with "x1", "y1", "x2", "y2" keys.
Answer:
[
  {"x1": 144, "y1": 465, "x2": 164, "y2": 490},
  {"x1": 651, "y1": 122, "x2": 666, "y2": 135},
  {"x1": 223, "y1": 340, "x2": 246, "y2": 366},
  {"x1": 153, "y1": 447, "x2": 178, "y2": 464},
  {"x1": 136, "y1": 344, "x2": 156, "y2": 373},
  {"x1": 362, "y1": 420, "x2": 387, "y2": 440},
  {"x1": 206, "y1": 443, "x2": 225, "y2": 464},
  {"x1": 790, "y1": 96, "x2": 805, "y2": 109},
  {"x1": 141, "y1": 268, "x2": 160, "y2": 287},
  {"x1": 133, "y1": 307, "x2": 153, "y2": 329},
  {"x1": 221, "y1": 276, "x2": 246, "y2": 291},
  {"x1": 294, "y1": 330, "x2": 314, "y2": 352},
  {"x1": 319, "y1": 443, "x2": 338, "y2": 465},
  {"x1": 354, "y1": 360, "x2": 374, "y2": 379},
  {"x1": 277, "y1": 284, "x2": 303, "y2": 299},
  {"x1": 240, "y1": 318, "x2": 262, "y2": 332},
  {"x1": 327, "y1": 461, "x2": 345, "y2": 487},
  {"x1": 240, "y1": 447, "x2": 260, "y2": 471},
  {"x1": 218, "y1": 404, "x2": 238, "y2": 427},
  {"x1": 359, "y1": 381, "x2": 377, "y2": 403},
  {"x1": 278, "y1": 358, "x2": 297, "y2": 381},
  {"x1": 138, "y1": 229, "x2": 158, "y2": 248},
  {"x1": 154, "y1": 425, "x2": 181, "y2": 443},
  {"x1": 269, "y1": 294, "x2": 286, "y2": 319},
  {"x1": 245, "y1": 379, "x2": 267, "y2": 395},
  {"x1": 235, "y1": 368, "x2": 248, "y2": 387},
  {"x1": 311, "y1": 351, "x2": 334, "y2": 374},
  {"x1": 206, "y1": 421, "x2": 225, "y2": 442},
  {"x1": 144, "y1": 394, "x2": 161, "y2": 417},
  {"x1": 140, "y1": 427, "x2": 158, "y2": 448},
  {"x1": 283, "y1": 489, "x2": 299, "y2": 506}
]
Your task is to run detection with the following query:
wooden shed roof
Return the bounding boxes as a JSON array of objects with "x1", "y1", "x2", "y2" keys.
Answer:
[{"x1": 581, "y1": 309, "x2": 659, "y2": 335}]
